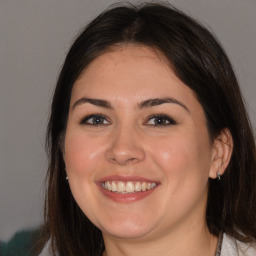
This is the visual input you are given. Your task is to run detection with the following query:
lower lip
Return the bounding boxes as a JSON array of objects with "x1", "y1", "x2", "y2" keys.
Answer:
[{"x1": 98, "y1": 185, "x2": 158, "y2": 203}]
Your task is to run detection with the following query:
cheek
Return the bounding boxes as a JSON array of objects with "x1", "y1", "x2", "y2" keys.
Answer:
[
  {"x1": 149, "y1": 130, "x2": 211, "y2": 184},
  {"x1": 64, "y1": 130, "x2": 106, "y2": 177},
  {"x1": 63, "y1": 131, "x2": 104, "y2": 219}
]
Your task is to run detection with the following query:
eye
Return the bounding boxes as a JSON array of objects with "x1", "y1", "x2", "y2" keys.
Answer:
[
  {"x1": 146, "y1": 114, "x2": 176, "y2": 126},
  {"x1": 80, "y1": 114, "x2": 110, "y2": 126}
]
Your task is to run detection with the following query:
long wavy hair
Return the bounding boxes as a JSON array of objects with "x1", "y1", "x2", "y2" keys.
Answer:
[{"x1": 43, "y1": 2, "x2": 256, "y2": 255}]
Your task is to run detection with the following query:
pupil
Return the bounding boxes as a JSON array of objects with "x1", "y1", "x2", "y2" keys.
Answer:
[
  {"x1": 156, "y1": 117, "x2": 164, "y2": 124},
  {"x1": 94, "y1": 117, "x2": 102, "y2": 124}
]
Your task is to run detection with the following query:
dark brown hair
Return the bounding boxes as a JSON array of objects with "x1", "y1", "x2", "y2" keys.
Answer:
[{"x1": 44, "y1": 2, "x2": 256, "y2": 255}]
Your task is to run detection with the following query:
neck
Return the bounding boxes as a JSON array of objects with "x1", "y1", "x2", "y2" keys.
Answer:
[{"x1": 102, "y1": 222, "x2": 218, "y2": 256}]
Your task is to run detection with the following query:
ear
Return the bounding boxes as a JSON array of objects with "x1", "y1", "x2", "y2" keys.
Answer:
[{"x1": 209, "y1": 128, "x2": 233, "y2": 179}]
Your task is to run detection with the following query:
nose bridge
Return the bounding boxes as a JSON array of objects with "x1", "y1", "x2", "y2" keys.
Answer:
[{"x1": 106, "y1": 121, "x2": 145, "y2": 166}]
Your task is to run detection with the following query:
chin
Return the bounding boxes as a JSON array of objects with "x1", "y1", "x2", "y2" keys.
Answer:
[
  {"x1": 100, "y1": 224, "x2": 154, "y2": 240},
  {"x1": 74, "y1": 199, "x2": 156, "y2": 239}
]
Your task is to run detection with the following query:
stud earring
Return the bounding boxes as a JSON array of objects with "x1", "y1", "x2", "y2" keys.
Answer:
[
  {"x1": 216, "y1": 172, "x2": 221, "y2": 180},
  {"x1": 66, "y1": 176, "x2": 69, "y2": 181}
]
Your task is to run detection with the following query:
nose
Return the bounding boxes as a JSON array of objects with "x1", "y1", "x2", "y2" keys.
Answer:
[{"x1": 105, "y1": 124, "x2": 146, "y2": 166}]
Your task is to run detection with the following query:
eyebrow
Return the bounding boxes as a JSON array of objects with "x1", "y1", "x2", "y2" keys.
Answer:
[
  {"x1": 139, "y1": 98, "x2": 190, "y2": 112},
  {"x1": 72, "y1": 98, "x2": 113, "y2": 110},
  {"x1": 72, "y1": 97, "x2": 189, "y2": 112}
]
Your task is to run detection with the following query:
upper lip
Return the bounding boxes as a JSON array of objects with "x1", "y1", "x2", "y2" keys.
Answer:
[{"x1": 97, "y1": 175, "x2": 160, "y2": 184}]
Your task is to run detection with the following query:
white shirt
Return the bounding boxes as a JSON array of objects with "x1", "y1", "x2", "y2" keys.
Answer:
[
  {"x1": 221, "y1": 233, "x2": 256, "y2": 256},
  {"x1": 39, "y1": 233, "x2": 256, "y2": 256}
]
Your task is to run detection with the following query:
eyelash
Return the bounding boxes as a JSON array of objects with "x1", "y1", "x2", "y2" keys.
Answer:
[
  {"x1": 145, "y1": 114, "x2": 177, "y2": 126},
  {"x1": 79, "y1": 114, "x2": 177, "y2": 127},
  {"x1": 80, "y1": 114, "x2": 110, "y2": 126}
]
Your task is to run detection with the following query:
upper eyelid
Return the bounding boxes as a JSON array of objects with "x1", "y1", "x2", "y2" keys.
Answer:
[
  {"x1": 79, "y1": 113, "x2": 176, "y2": 124},
  {"x1": 79, "y1": 114, "x2": 110, "y2": 124},
  {"x1": 146, "y1": 114, "x2": 176, "y2": 121},
  {"x1": 144, "y1": 114, "x2": 177, "y2": 126}
]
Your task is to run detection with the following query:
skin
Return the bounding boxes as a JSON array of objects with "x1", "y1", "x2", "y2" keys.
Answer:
[{"x1": 64, "y1": 45, "x2": 232, "y2": 256}]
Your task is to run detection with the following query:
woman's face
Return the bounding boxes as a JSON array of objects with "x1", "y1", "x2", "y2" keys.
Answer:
[{"x1": 64, "y1": 45, "x2": 216, "y2": 241}]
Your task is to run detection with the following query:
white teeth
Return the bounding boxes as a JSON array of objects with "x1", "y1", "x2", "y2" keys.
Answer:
[
  {"x1": 102, "y1": 181, "x2": 157, "y2": 193},
  {"x1": 111, "y1": 181, "x2": 117, "y2": 192},
  {"x1": 126, "y1": 182, "x2": 134, "y2": 193},
  {"x1": 135, "y1": 182, "x2": 142, "y2": 191},
  {"x1": 151, "y1": 183, "x2": 156, "y2": 188},
  {"x1": 117, "y1": 182, "x2": 126, "y2": 192},
  {"x1": 141, "y1": 182, "x2": 147, "y2": 191},
  {"x1": 106, "y1": 181, "x2": 111, "y2": 190}
]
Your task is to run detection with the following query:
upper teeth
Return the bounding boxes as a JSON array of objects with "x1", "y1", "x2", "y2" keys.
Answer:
[{"x1": 102, "y1": 181, "x2": 157, "y2": 193}]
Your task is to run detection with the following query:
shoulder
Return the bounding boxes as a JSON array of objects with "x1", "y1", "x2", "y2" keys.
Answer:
[
  {"x1": 38, "y1": 241, "x2": 50, "y2": 256},
  {"x1": 221, "y1": 233, "x2": 256, "y2": 256},
  {"x1": 39, "y1": 240, "x2": 58, "y2": 256},
  {"x1": 38, "y1": 234, "x2": 256, "y2": 256}
]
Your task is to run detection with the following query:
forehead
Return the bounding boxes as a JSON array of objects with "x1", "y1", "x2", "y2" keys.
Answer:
[
  {"x1": 71, "y1": 45, "x2": 200, "y2": 112},
  {"x1": 78, "y1": 45, "x2": 170, "y2": 80},
  {"x1": 73, "y1": 45, "x2": 182, "y2": 93}
]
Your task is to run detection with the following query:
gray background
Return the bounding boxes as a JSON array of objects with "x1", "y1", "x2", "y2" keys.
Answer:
[{"x1": 0, "y1": 0, "x2": 255, "y2": 242}]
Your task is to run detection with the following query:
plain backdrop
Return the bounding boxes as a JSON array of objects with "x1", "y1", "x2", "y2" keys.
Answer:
[{"x1": 0, "y1": 0, "x2": 255, "y2": 242}]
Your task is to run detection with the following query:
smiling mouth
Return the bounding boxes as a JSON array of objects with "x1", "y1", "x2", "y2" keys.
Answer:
[{"x1": 101, "y1": 181, "x2": 157, "y2": 194}]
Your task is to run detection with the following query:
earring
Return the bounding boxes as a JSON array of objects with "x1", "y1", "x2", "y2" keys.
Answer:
[
  {"x1": 216, "y1": 172, "x2": 221, "y2": 180},
  {"x1": 66, "y1": 176, "x2": 69, "y2": 181}
]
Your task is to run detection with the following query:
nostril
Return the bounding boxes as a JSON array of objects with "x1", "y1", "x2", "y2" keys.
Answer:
[
  {"x1": 109, "y1": 156, "x2": 139, "y2": 166},
  {"x1": 105, "y1": 134, "x2": 146, "y2": 165}
]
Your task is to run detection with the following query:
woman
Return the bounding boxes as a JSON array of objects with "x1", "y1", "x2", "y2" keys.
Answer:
[{"x1": 40, "y1": 2, "x2": 256, "y2": 256}]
